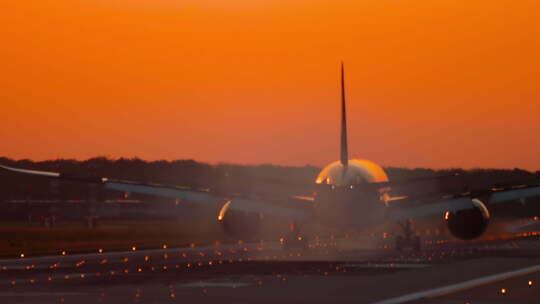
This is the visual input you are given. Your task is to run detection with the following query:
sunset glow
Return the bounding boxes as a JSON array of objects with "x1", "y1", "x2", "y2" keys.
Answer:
[{"x1": 2, "y1": 0, "x2": 539, "y2": 169}]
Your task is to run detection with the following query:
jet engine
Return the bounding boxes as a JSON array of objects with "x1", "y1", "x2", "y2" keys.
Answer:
[
  {"x1": 444, "y1": 198, "x2": 490, "y2": 240},
  {"x1": 217, "y1": 201, "x2": 262, "y2": 240}
]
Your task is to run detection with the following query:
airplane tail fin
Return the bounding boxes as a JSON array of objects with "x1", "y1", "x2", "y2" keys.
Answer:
[{"x1": 340, "y1": 62, "x2": 349, "y2": 167}]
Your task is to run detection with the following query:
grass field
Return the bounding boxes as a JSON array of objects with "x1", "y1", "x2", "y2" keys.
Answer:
[{"x1": 0, "y1": 219, "x2": 228, "y2": 258}]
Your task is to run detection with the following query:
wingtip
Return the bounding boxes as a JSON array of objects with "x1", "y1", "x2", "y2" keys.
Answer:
[{"x1": 0, "y1": 164, "x2": 60, "y2": 177}]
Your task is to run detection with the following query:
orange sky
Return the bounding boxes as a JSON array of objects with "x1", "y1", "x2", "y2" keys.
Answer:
[{"x1": 2, "y1": 0, "x2": 540, "y2": 170}]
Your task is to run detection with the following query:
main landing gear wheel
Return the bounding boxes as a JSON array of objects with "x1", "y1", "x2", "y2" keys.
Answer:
[
  {"x1": 395, "y1": 235, "x2": 421, "y2": 252},
  {"x1": 281, "y1": 221, "x2": 308, "y2": 251},
  {"x1": 395, "y1": 220, "x2": 421, "y2": 252},
  {"x1": 281, "y1": 234, "x2": 308, "y2": 251}
]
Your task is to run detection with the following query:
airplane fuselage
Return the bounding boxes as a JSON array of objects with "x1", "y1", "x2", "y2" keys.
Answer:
[
  {"x1": 313, "y1": 185, "x2": 388, "y2": 229},
  {"x1": 312, "y1": 158, "x2": 391, "y2": 230}
]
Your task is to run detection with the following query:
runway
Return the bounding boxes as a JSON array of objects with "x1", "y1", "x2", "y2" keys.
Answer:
[{"x1": 1, "y1": 236, "x2": 540, "y2": 304}]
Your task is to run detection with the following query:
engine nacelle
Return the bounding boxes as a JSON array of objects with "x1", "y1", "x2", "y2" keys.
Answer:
[
  {"x1": 444, "y1": 198, "x2": 490, "y2": 240},
  {"x1": 217, "y1": 201, "x2": 262, "y2": 240}
]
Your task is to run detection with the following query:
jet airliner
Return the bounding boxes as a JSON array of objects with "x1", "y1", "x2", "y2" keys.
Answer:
[{"x1": 2, "y1": 64, "x2": 540, "y2": 250}]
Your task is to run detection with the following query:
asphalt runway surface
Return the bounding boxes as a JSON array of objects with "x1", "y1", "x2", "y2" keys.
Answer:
[{"x1": 1, "y1": 235, "x2": 540, "y2": 304}]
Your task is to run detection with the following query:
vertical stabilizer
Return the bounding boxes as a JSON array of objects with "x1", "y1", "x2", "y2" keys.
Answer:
[{"x1": 340, "y1": 62, "x2": 349, "y2": 167}]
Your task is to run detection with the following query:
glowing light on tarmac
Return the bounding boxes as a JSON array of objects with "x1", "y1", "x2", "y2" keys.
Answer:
[
  {"x1": 500, "y1": 288, "x2": 507, "y2": 294},
  {"x1": 528, "y1": 280, "x2": 533, "y2": 286},
  {"x1": 0, "y1": 238, "x2": 483, "y2": 296}
]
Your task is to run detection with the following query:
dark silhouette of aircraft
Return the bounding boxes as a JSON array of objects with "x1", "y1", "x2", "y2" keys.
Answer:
[{"x1": 3, "y1": 63, "x2": 540, "y2": 250}]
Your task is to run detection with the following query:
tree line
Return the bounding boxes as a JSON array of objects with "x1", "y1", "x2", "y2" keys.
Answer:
[{"x1": 0, "y1": 157, "x2": 539, "y2": 203}]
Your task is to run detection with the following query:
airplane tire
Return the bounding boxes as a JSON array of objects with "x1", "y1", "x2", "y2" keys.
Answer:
[
  {"x1": 395, "y1": 236, "x2": 403, "y2": 251},
  {"x1": 413, "y1": 236, "x2": 421, "y2": 252},
  {"x1": 281, "y1": 235, "x2": 308, "y2": 251}
]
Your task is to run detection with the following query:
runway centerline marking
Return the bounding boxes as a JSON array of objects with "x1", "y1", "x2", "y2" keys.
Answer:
[{"x1": 370, "y1": 263, "x2": 540, "y2": 304}]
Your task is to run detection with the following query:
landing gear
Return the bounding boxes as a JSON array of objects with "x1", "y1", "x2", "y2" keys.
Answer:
[
  {"x1": 395, "y1": 220, "x2": 421, "y2": 252},
  {"x1": 281, "y1": 233, "x2": 308, "y2": 251},
  {"x1": 281, "y1": 221, "x2": 308, "y2": 251},
  {"x1": 395, "y1": 235, "x2": 421, "y2": 252}
]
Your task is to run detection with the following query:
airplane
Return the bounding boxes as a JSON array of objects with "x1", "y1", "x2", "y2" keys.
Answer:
[{"x1": 2, "y1": 63, "x2": 540, "y2": 251}]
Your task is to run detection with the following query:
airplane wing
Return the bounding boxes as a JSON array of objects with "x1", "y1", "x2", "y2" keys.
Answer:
[
  {"x1": 0, "y1": 164, "x2": 311, "y2": 221},
  {"x1": 389, "y1": 184, "x2": 540, "y2": 221},
  {"x1": 489, "y1": 185, "x2": 540, "y2": 205}
]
